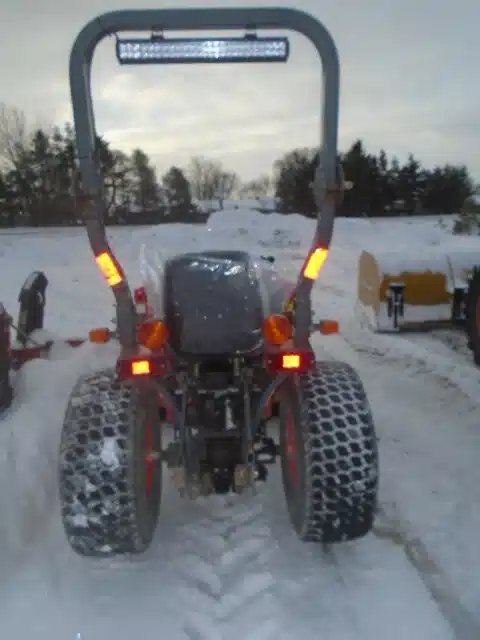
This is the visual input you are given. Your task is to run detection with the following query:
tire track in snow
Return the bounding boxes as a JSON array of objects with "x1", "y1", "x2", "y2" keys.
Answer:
[
  {"x1": 172, "y1": 494, "x2": 282, "y2": 640},
  {"x1": 374, "y1": 509, "x2": 480, "y2": 640},
  {"x1": 318, "y1": 329, "x2": 480, "y2": 639},
  {"x1": 319, "y1": 547, "x2": 369, "y2": 640},
  {"x1": 337, "y1": 313, "x2": 480, "y2": 406}
]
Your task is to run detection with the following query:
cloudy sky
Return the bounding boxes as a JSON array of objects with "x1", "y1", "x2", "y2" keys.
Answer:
[{"x1": 1, "y1": 0, "x2": 479, "y2": 182}]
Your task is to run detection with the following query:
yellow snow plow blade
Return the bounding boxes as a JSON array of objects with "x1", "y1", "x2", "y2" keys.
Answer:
[{"x1": 358, "y1": 250, "x2": 479, "y2": 332}]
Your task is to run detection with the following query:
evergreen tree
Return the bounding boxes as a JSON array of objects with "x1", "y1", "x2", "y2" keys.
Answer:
[
  {"x1": 131, "y1": 149, "x2": 159, "y2": 211},
  {"x1": 162, "y1": 166, "x2": 192, "y2": 216},
  {"x1": 273, "y1": 148, "x2": 317, "y2": 215}
]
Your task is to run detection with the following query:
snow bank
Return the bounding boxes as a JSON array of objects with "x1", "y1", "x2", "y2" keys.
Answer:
[
  {"x1": 131, "y1": 205, "x2": 315, "y2": 260},
  {"x1": 0, "y1": 342, "x2": 119, "y2": 573},
  {"x1": 195, "y1": 198, "x2": 276, "y2": 213},
  {"x1": 2, "y1": 209, "x2": 480, "y2": 636}
]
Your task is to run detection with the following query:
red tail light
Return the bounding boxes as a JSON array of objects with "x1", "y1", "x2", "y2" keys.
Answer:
[
  {"x1": 134, "y1": 286, "x2": 149, "y2": 316},
  {"x1": 134, "y1": 286, "x2": 147, "y2": 305},
  {"x1": 116, "y1": 351, "x2": 170, "y2": 380},
  {"x1": 265, "y1": 350, "x2": 315, "y2": 373},
  {"x1": 282, "y1": 354, "x2": 301, "y2": 369},
  {"x1": 131, "y1": 360, "x2": 151, "y2": 376}
]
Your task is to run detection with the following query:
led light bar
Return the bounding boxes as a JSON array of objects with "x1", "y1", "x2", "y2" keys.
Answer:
[{"x1": 116, "y1": 36, "x2": 289, "y2": 65}]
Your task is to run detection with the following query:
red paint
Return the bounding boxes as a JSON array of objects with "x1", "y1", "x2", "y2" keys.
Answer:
[
  {"x1": 285, "y1": 407, "x2": 299, "y2": 487},
  {"x1": 263, "y1": 394, "x2": 273, "y2": 419},
  {"x1": 11, "y1": 339, "x2": 84, "y2": 365}
]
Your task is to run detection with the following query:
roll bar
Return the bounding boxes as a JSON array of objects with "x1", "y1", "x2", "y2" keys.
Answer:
[{"x1": 69, "y1": 7, "x2": 340, "y2": 349}]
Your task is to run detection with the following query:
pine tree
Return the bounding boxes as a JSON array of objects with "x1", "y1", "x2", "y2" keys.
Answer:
[
  {"x1": 162, "y1": 166, "x2": 192, "y2": 217},
  {"x1": 131, "y1": 149, "x2": 159, "y2": 211},
  {"x1": 273, "y1": 148, "x2": 317, "y2": 215}
]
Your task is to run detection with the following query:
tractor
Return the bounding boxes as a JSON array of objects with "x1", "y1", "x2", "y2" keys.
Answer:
[{"x1": 3, "y1": 7, "x2": 379, "y2": 557}]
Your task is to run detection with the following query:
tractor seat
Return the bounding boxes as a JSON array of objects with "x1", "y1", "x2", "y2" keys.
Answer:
[{"x1": 164, "y1": 251, "x2": 264, "y2": 358}]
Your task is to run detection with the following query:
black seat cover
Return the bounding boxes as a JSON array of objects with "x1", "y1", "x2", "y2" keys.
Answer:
[{"x1": 164, "y1": 251, "x2": 264, "y2": 357}]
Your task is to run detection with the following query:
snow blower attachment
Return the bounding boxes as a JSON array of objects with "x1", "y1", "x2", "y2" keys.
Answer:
[
  {"x1": 358, "y1": 250, "x2": 480, "y2": 332},
  {"x1": 0, "y1": 272, "x2": 50, "y2": 412},
  {"x1": 0, "y1": 303, "x2": 12, "y2": 412},
  {"x1": 0, "y1": 272, "x2": 93, "y2": 413},
  {"x1": 58, "y1": 6, "x2": 378, "y2": 557},
  {"x1": 16, "y1": 271, "x2": 48, "y2": 344}
]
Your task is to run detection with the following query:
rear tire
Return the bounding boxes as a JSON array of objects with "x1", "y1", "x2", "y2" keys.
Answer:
[
  {"x1": 279, "y1": 361, "x2": 378, "y2": 543},
  {"x1": 59, "y1": 369, "x2": 161, "y2": 556},
  {"x1": 465, "y1": 267, "x2": 480, "y2": 365}
]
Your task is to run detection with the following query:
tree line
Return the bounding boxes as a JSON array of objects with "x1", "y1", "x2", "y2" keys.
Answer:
[
  {"x1": 274, "y1": 141, "x2": 476, "y2": 217},
  {"x1": 0, "y1": 104, "x2": 246, "y2": 226},
  {"x1": 0, "y1": 102, "x2": 476, "y2": 227}
]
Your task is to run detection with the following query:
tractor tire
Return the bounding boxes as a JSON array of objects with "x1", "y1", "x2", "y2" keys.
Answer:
[
  {"x1": 279, "y1": 361, "x2": 378, "y2": 543},
  {"x1": 465, "y1": 267, "x2": 480, "y2": 365},
  {"x1": 59, "y1": 368, "x2": 161, "y2": 556}
]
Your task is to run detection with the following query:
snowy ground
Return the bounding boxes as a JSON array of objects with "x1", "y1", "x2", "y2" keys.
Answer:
[{"x1": 0, "y1": 206, "x2": 480, "y2": 639}]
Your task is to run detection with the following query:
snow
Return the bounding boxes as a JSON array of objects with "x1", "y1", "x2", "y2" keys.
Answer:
[
  {"x1": 371, "y1": 251, "x2": 452, "y2": 276},
  {"x1": 1, "y1": 204, "x2": 480, "y2": 639},
  {"x1": 100, "y1": 438, "x2": 120, "y2": 469}
]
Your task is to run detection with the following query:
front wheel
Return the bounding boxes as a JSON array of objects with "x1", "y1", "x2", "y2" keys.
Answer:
[
  {"x1": 59, "y1": 369, "x2": 161, "y2": 556},
  {"x1": 279, "y1": 361, "x2": 378, "y2": 543}
]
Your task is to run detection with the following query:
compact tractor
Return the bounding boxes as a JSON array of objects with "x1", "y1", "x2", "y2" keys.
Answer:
[{"x1": 1, "y1": 7, "x2": 379, "y2": 556}]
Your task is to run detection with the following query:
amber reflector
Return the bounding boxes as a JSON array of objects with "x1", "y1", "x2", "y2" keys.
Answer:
[
  {"x1": 303, "y1": 248, "x2": 328, "y2": 280},
  {"x1": 263, "y1": 314, "x2": 293, "y2": 345},
  {"x1": 318, "y1": 320, "x2": 339, "y2": 335},
  {"x1": 95, "y1": 252, "x2": 122, "y2": 287},
  {"x1": 88, "y1": 327, "x2": 110, "y2": 343},
  {"x1": 137, "y1": 320, "x2": 168, "y2": 350}
]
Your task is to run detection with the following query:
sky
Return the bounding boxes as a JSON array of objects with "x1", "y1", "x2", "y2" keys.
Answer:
[{"x1": 1, "y1": 0, "x2": 479, "y2": 183}]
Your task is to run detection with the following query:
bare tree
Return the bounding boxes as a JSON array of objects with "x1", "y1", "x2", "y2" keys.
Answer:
[
  {"x1": 188, "y1": 156, "x2": 238, "y2": 208},
  {"x1": 239, "y1": 175, "x2": 271, "y2": 199},
  {"x1": 188, "y1": 156, "x2": 220, "y2": 201},
  {"x1": 0, "y1": 102, "x2": 28, "y2": 170},
  {"x1": 214, "y1": 171, "x2": 239, "y2": 209}
]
